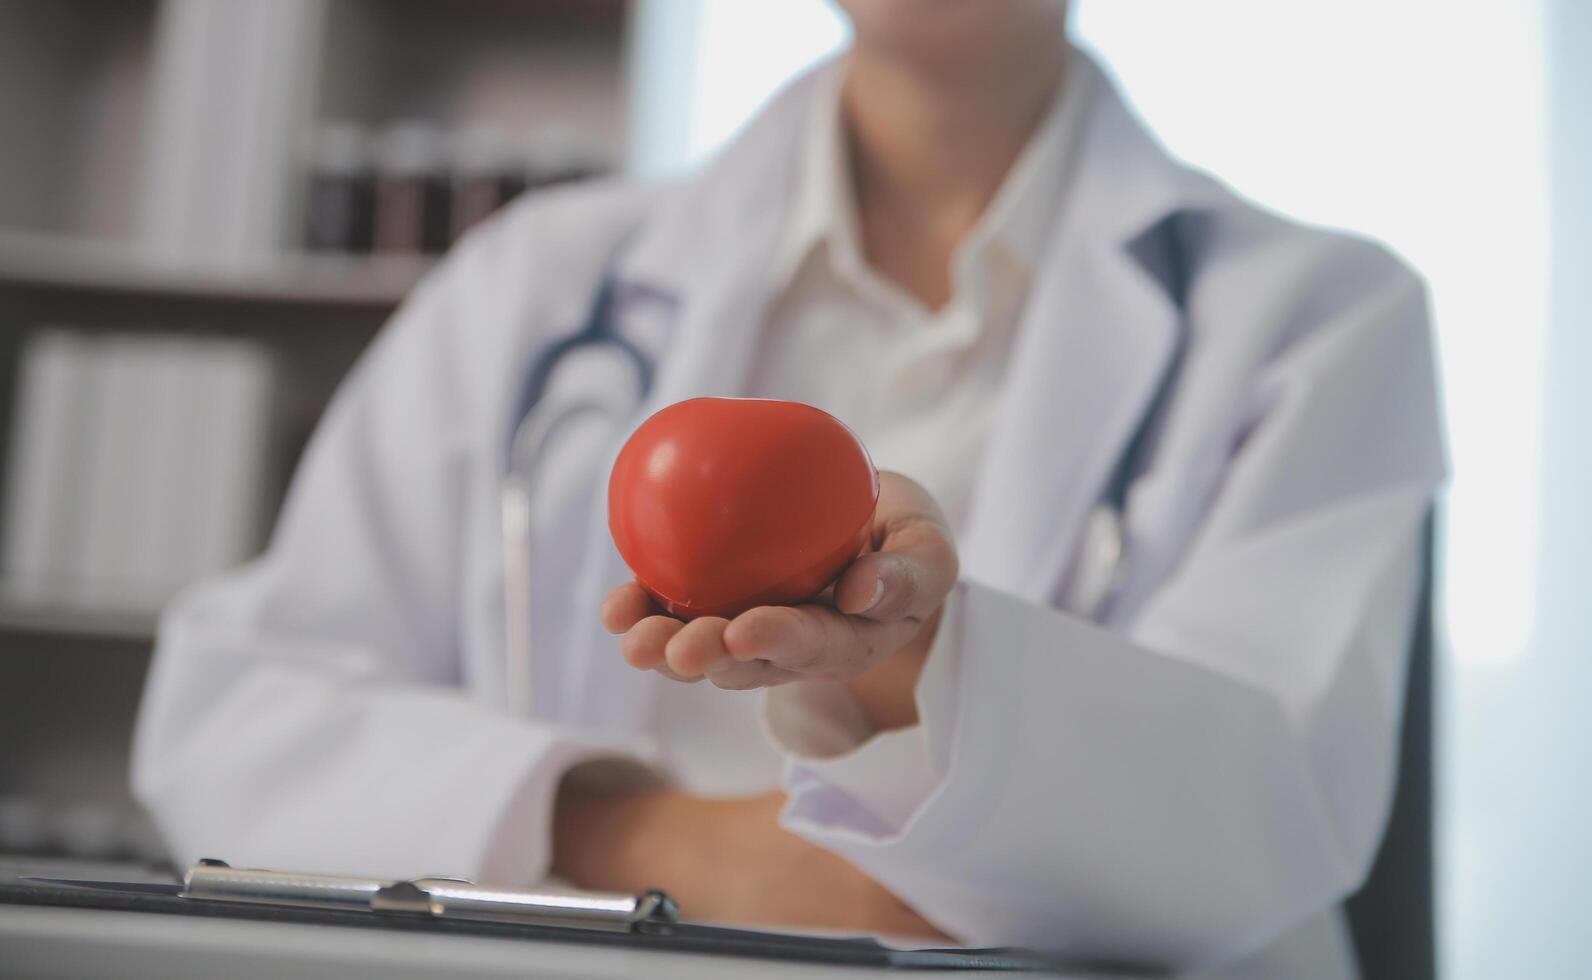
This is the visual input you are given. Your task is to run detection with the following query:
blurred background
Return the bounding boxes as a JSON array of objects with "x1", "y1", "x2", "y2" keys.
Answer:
[{"x1": 0, "y1": 1, "x2": 1584, "y2": 976}]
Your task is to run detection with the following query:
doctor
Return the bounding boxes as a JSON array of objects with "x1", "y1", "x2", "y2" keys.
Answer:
[{"x1": 132, "y1": 0, "x2": 1445, "y2": 976}]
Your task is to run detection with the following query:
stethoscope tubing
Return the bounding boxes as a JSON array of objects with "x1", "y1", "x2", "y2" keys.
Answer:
[{"x1": 500, "y1": 233, "x2": 1187, "y2": 712}]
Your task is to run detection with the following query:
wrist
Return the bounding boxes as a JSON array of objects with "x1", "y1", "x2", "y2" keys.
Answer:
[{"x1": 844, "y1": 604, "x2": 942, "y2": 733}]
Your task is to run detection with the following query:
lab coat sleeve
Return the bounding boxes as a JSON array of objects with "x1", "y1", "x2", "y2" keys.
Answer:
[
  {"x1": 130, "y1": 202, "x2": 649, "y2": 885},
  {"x1": 775, "y1": 257, "x2": 1446, "y2": 968}
]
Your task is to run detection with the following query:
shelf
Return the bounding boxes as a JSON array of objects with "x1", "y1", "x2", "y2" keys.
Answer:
[
  {"x1": 0, "y1": 603, "x2": 156, "y2": 644},
  {"x1": 0, "y1": 231, "x2": 431, "y2": 308}
]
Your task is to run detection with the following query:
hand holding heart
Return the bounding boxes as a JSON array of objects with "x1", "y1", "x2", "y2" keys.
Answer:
[
  {"x1": 604, "y1": 470, "x2": 957, "y2": 698},
  {"x1": 603, "y1": 399, "x2": 959, "y2": 715}
]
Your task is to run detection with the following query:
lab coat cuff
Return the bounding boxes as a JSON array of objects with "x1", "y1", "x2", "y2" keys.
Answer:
[{"x1": 772, "y1": 584, "x2": 966, "y2": 838}]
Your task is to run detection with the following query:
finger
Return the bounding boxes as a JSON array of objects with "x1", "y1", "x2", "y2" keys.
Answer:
[
  {"x1": 704, "y1": 657, "x2": 803, "y2": 691},
  {"x1": 723, "y1": 605, "x2": 819, "y2": 666},
  {"x1": 652, "y1": 664, "x2": 705, "y2": 684},
  {"x1": 725, "y1": 603, "x2": 903, "y2": 680},
  {"x1": 663, "y1": 616, "x2": 732, "y2": 678},
  {"x1": 602, "y1": 582, "x2": 659, "y2": 634},
  {"x1": 620, "y1": 615, "x2": 683, "y2": 671},
  {"x1": 834, "y1": 506, "x2": 957, "y2": 625}
]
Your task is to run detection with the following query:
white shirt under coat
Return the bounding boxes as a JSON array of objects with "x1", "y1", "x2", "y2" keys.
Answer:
[{"x1": 752, "y1": 57, "x2": 1081, "y2": 537}]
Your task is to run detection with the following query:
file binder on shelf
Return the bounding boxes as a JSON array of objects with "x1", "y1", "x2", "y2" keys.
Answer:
[{"x1": 2, "y1": 858, "x2": 1069, "y2": 972}]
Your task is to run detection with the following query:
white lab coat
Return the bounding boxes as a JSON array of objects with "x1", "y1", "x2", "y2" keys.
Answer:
[{"x1": 132, "y1": 54, "x2": 1446, "y2": 978}]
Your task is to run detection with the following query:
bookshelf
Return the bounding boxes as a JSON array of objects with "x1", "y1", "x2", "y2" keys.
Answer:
[
  {"x1": 0, "y1": 603, "x2": 157, "y2": 644},
  {"x1": 0, "y1": 0, "x2": 637, "y2": 859},
  {"x1": 0, "y1": 229, "x2": 433, "y2": 305},
  {"x1": 0, "y1": 0, "x2": 637, "y2": 636},
  {"x1": 0, "y1": 230, "x2": 431, "y2": 308}
]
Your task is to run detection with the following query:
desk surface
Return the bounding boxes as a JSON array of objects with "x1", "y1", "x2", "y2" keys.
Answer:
[{"x1": 0, "y1": 904, "x2": 1107, "y2": 980}]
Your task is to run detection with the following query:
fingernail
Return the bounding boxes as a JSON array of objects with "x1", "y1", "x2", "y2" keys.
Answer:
[{"x1": 860, "y1": 576, "x2": 885, "y2": 613}]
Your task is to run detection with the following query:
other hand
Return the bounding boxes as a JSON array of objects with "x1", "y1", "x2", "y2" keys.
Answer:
[{"x1": 553, "y1": 782, "x2": 948, "y2": 940}]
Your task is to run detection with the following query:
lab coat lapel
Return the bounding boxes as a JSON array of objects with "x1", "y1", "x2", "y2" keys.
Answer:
[
  {"x1": 558, "y1": 67, "x2": 816, "y2": 730},
  {"x1": 961, "y1": 57, "x2": 1222, "y2": 605},
  {"x1": 619, "y1": 63, "x2": 829, "y2": 408}
]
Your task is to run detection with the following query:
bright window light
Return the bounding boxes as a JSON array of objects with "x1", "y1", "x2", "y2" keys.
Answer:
[
  {"x1": 686, "y1": 0, "x2": 849, "y2": 161},
  {"x1": 1074, "y1": 0, "x2": 1551, "y2": 668},
  {"x1": 632, "y1": 0, "x2": 1552, "y2": 670},
  {"x1": 627, "y1": 0, "x2": 848, "y2": 176}
]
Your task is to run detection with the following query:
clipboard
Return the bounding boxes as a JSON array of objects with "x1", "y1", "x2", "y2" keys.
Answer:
[{"x1": 0, "y1": 858, "x2": 1073, "y2": 972}]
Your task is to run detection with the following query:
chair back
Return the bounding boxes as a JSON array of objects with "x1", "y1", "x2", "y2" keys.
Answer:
[{"x1": 1344, "y1": 515, "x2": 1437, "y2": 980}]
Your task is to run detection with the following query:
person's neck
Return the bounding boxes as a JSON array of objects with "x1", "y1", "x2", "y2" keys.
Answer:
[{"x1": 840, "y1": 34, "x2": 1067, "y2": 309}]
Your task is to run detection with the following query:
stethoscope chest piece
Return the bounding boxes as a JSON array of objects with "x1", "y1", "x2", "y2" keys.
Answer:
[{"x1": 1060, "y1": 503, "x2": 1128, "y2": 622}]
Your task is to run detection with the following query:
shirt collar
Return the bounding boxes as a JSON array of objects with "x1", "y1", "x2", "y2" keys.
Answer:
[
  {"x1": 771, "y1": 60, "x2": 858, "y2": 287},
  {"x1": 771, "y1": 45, "x2": 1091, "y2": 296}
]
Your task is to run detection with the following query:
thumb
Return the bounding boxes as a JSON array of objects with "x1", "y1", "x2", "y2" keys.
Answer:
[{"x1": 833, "y1": 520, "x2": 956, "y2": 623}]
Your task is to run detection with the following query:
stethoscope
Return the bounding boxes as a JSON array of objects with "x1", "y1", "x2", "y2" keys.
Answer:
[
  {"x1": 499, "y1": 273, "x2": 658, "y2": 716},
  {"x1": 499, "y1": 252, "x2": 1183, "y2": 715}
]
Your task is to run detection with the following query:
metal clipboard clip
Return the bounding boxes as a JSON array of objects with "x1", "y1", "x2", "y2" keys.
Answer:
[{"x1": 33, "y1": 858, "x2": 679, "y2": 934}]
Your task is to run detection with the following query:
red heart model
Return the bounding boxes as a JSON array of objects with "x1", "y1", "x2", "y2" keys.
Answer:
[{"x1": 608, "y1": 397, "x2": 879, "y2": 620}]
